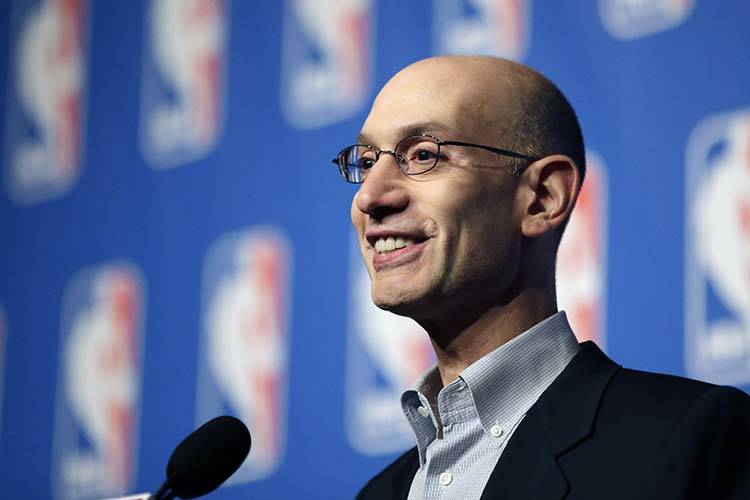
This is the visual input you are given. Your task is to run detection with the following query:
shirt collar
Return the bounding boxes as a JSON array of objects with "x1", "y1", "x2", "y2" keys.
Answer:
[
  {"x1": 401, "y1": 311, "x2": 580, "y2": 458},
  {"x1": 400, "y1": 365, "x2": 442, "y2": 462},
  {"x1": 459, "y1": 311, "x2": 580, "y2": 436}
]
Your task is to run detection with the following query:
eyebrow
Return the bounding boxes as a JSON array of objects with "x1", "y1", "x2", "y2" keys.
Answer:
[{"x1": 356, "y1": 121, "x2": 458, "y2": 146}]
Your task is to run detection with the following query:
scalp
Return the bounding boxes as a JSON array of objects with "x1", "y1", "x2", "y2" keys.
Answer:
[{"x1": 378, "y1": 55, "x2": 586, "y2": 181}]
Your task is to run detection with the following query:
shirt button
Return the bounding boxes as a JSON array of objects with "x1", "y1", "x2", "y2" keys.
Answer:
[
  {"x1": 439, "y1": 471, "x2": 453, "y2": 486},
  {"x1": 417, "y1": 406, "x2": 429, "y2": 418},
  {"x1": 490, "y1": 424, "x2": 504, "y2": 437}
]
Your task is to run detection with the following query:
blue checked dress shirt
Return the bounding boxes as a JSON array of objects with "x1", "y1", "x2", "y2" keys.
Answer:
[{"x1": 401, "y1": 311, "x2": 580, "y2": 500}]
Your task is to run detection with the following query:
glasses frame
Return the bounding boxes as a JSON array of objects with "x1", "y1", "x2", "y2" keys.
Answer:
[{"x1": 331, "y1": 134, "x2": 541, "y2": 184}]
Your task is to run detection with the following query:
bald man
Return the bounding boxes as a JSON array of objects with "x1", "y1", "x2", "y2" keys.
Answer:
[{"x1": 331, "y1": 56, "x2": 750, "y2": 500}]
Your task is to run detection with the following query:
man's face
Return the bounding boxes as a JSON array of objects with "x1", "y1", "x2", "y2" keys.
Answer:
[{"x1": 350, "y1": 59, "x2": 524, "y2": 320}]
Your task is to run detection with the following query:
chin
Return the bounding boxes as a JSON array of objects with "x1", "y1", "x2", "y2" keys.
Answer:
[
  {"x1": 371, "y1": 294, "x2": 411, "y2": 315},
  {"x1": 371, "y1": 285, "x2": 434, "y2": 318}
]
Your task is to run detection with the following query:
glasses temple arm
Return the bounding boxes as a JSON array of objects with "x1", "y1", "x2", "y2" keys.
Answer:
[{"x1": 440, "y1": 140, "x2": 540, "y2": 161}]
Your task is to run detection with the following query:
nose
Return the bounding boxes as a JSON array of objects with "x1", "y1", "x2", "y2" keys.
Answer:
[{"x1": 353, "y1": 153, "x2": 409, "y2": 221}]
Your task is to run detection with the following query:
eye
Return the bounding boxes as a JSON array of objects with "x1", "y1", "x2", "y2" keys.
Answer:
[
  {"x1": 415, "y1": 149, "x2": 437, "y2": 162},
  {"x1": 399, "y1": 140, "x2": 438, "y2": 162},
  {"x1": 356, "y1": 157, "x2": 376, "y2": 169},
  {"x1": 349, "y1": 146, "x2": 377, "y2": 170},
  {"x1": 395, "y1": 136, "x2": 441, "y2": 174}
]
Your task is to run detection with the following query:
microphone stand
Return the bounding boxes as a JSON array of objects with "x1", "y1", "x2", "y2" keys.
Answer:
[{"x1": 149, "y1": 472, "x2": 177, "y2": 500}]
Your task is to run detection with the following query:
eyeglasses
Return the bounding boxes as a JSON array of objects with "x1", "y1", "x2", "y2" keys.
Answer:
[{"x1": 331, "y1": 134, "x2": 540, "y2": 184}]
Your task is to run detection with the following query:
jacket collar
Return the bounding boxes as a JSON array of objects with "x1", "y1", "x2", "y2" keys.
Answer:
[
  {"x1": 538, "y1": 341, "x2": 621, "y2": 454},
  {"x1": 480, "y1": 341, "x2": 621, "y2": 500}
]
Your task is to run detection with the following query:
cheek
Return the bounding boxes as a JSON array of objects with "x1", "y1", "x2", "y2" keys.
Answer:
[{"x1": 449, "y1": 181, "x2": 518, "y2": 266}]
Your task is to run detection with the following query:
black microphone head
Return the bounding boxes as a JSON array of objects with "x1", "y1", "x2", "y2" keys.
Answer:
[{"x1": 166, "y1": 415, "x2": 251, "y2": 499}]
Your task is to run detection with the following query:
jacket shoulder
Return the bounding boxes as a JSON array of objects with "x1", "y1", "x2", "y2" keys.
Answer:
[
  {"x1": 554, "y1": 358, "x2": 750, "y2": 499},
  {"x1": 356, "y1": 447, "x2": 419, "y2": 500},
  {"x1": 598, "y1": 367, "x2": 747, "y2": 429},
  {"x1": 607, "y1": 367, "x2": 744, "y2": 409},
  {"x1": 640, "y1": 381, "x2": 750, "y2": 499}
]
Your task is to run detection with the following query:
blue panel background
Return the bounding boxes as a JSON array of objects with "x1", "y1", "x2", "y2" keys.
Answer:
[{"x1": 0, "y1": 1, "x2": 748, "y2": 499}]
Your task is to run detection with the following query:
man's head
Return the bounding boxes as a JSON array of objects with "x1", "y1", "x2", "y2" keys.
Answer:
[{"x1": 348, "y1": 56, "x2": 584, "y2": 323}]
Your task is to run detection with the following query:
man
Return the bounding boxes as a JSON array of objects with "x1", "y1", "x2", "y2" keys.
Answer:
[{"x1": 334, "y1": 56, "x2": 750, "y2": 499}]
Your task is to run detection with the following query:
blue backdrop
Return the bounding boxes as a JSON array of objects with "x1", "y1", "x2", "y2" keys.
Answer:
[{"x1": 1, "y1": 1, "x2": 749, "y2": 499}]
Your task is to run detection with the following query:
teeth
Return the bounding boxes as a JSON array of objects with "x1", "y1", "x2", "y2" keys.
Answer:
[{"x1": 374, "y1": 237, "x2": 414, "y2": 254}]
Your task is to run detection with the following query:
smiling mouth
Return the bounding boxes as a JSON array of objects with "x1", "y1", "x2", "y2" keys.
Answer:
[
  {"x1": 373, "y1": 236, "x2": 417, "y2": 254},
  {"x1": 370, "y1": 236, "x2": 428, "y2": 271}
]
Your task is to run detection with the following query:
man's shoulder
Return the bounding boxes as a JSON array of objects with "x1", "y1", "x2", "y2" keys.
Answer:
[
  {"x1": 355, "y1": 447, "x2": 419, "y2": 500},
  {"x1": 540, "y1": 352, "x2": 750, "y2": 498},
  {"x1": 610, "y1": 365, "x2": 748, "y2": 405},
  {"x1": 598, "y1": 364, "x2": 750, "y2": 435},
  {"x1": 612, "y1": 365, "x2": 715, "y2": 396},
  {"x1": 563, "y1": 342, "x2": 749, "y2": 422},
  {"x1": 600, "y1": 369, "x2": 750, "y2": 498}
]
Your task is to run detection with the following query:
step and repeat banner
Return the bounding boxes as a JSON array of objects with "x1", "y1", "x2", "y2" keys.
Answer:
[{"x1": 0, "y1": 1, "x2": 748, "y2": 499}]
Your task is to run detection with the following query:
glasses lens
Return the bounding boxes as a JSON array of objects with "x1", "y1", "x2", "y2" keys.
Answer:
[
  {"x1": 395, "y1": 136, "x2": 439, "y2": 175},
  {"x1": 339, "y1": 145, "x2": 376, "y2": 183}
]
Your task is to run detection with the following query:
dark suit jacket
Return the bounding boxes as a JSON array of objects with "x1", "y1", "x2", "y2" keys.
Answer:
[{"x1": 357, "y1": 342, "x2": 750, "y2": 500}]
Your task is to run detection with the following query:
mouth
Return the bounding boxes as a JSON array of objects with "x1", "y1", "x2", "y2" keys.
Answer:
[
  {"x1": 373, "y1": 236, "x2": 416, "y2": 254},
  {"x1": 366, "y1": 233, "x2": 429, "y2": 271}
]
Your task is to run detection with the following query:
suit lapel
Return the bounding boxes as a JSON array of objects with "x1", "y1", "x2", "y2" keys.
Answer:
[
  {"x1": 480, "y1": 406, "x2": 568, "y2": 500},
  {"x1": 480, "y1": 342, "x2": 620, "y2": 500},
  {"x1": 392, "y1": 448, "x2": 419, "y2": 500},
  {"x1": 356, "y1": 447, "x2": 419, "y2": 500},
  {"x1": 536, "y1": 342, "x2": 620, "y2": 455}
]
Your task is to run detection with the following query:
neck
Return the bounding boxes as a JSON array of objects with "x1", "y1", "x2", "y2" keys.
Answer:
[{"x1": 417, "y1": 286, "x2": 557, "y2": 387}]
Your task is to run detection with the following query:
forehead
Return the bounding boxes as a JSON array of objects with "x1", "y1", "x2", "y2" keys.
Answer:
[{"x1": 359, "y1": 60, "x2": 505, "y2": 146}]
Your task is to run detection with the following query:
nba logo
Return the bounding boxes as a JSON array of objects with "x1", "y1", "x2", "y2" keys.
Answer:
[
  {"x1": 345, "y1": 235, "x2": 435, "y2": 455},
  {"x1": 433, "y1": 0, "x2": 531, "y2": 60},
  {"x1": 599, "y1": 0, "x2": 694, "y2": 40},
  {"x1": 3, "y1": 0, "x2": 88, "y2": 204},
  {"x1": 557, "y1": 152, "x2": 608, "y2": 348},
  {"x1": 140, "y1": 0, "x2": 229, "y2": 168},
  {"x1": 685, "y1": 109, "x2": 750, "y2": 386},
  {"x1": 281, "y1": 0, "x2": 373, "y2": 129},
  {"x1": 51, "y1": 263, "x2": 145, "y2": 500},
  {"x1": 196, "y1": 228, "x2": 291, "y2": 481}
]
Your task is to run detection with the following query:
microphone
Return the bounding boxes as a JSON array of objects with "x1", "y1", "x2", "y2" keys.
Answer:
[{"x1": 150, "y1": 416, "x2": 251, "y2": 499}]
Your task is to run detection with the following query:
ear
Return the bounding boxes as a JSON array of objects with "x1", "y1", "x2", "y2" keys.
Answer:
[{"x1": 517, "y1": 155, "x2": 581, "y2": 238}]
